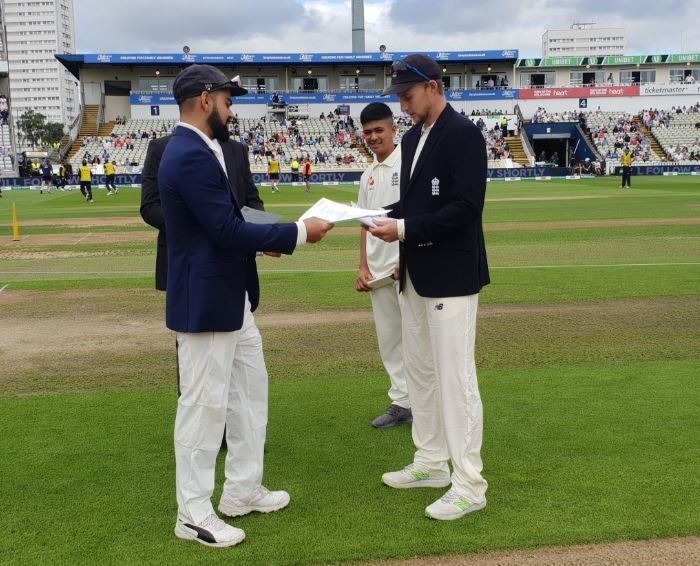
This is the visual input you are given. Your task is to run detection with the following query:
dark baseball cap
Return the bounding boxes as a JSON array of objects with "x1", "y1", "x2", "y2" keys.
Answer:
[
  {"x1": 382, "y1": 54, "x2": 442, "y2": 96},
  {"x1": 172, "y1": 64, "x2": 248, "y2": 104}
]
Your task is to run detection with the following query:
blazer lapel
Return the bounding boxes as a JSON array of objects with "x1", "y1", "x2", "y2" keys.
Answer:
[
  {"x1": 405, "y1": 105, "x2": 453, "y2": 194},
  {"x1": 401, "y1": 127, "x2": 420, "y2": 196},
  {"x1": 174, "y1": 126, "x2": 242, "y2": 216}
]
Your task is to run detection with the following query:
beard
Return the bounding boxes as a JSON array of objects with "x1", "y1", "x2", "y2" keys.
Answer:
[{"x1": 207, "y1": 105, "x2": 230, "y2": 144}]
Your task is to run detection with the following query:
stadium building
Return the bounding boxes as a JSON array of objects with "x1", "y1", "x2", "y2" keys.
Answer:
[
  {"x1": 0, "y1": 0, "x2": 79, "y2": 129},
  {"x1": 2, "y1": 45, "x2": 699, "y2": 187}
]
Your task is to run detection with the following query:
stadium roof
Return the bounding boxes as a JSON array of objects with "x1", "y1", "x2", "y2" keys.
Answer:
[{"x1": 56, "y1": 49, "x2": 519, "y2": 79}]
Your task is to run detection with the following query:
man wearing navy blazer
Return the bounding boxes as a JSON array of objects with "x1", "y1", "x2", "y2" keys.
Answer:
[
  {"x1": 141, "y1": 133, "x2": 270, "y2": 455},
  {"x1": 159, "y1": 64, "x2": 332, "y2": 547},
  {"x1": 141, "y1": 134, "x2": 265, "y2": 292},
  {"x1": 370, "y1": 54, "x2": 490, "y2": 521}
]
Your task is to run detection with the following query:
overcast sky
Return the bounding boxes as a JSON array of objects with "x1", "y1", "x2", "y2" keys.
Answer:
[{"x1": 74, "y1": 0, "x2": 700, "y2": 57}]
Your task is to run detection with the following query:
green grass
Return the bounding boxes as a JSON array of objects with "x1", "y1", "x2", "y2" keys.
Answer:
[
  {"x1": 1, "y1": 362, "x2": 697, "y2": 565},
  {"x1": 0, "y1": 176, "x2": 698, "y2": 564}
]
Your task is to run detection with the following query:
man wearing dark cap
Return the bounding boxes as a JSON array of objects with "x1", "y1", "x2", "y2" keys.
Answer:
[
  {"x1": 159, "y1": 64, "x2": 332, "y2": 547},
  {"x1": 370, "y1": 54, "x2": 490, "y2": 521}
]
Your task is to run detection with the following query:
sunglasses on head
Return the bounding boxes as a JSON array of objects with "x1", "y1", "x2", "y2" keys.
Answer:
[
  {"x1": 206, "y1": 75, "x2": 243, "y2": 92},
  {"x1": 391, "y1": 60, "x2": 432, "y2": 82}
]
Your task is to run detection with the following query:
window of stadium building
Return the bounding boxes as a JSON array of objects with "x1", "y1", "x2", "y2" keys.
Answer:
[
  {"x1": 520, "y1": 72, "x2": 555, "y2": 87},
  {"x1": 138, "y1": 77, "x2": 175, "y2": 92},
  {"x1": 291, "y1": 76, "x2": 328, "y2": 92},
  {"x1": 570, "y1": 71, "x2": 605, "y2": 86},
  {"x1": 619, "y1": 70, "x2": 656, "y2": 85},
  {"x1": 670, "y1": 68, "x2": 699, "y2": 83},
  {"x1": 241, "y1": 77, "x2": 279, "y2": 93},
  {"x1": 339, "y1": 75, "x2": 377, "y2": 91}
]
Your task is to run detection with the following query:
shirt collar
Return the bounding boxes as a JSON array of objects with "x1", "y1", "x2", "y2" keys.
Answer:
[
  {"x1": 177, "y1": 121, "x2": 223, "y2": 157},
  {"x1": 371, "y1": 144, "x2": 400, "y2": 169}
]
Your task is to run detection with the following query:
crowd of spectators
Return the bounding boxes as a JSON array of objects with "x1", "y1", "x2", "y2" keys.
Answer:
[
  {"x1": 530, "y1": 108, "x2": 585, "y2": 124},
  {"x1": 78, "y1": 124, "x2": 174, "y2": 167},
  {"x1": 587, "y1": 111, "x2": 656, "y2": 162},
  {"x1": 642, "y1": 103, "x2": 700, "y2": 127},
  {"x1": 238, "y1": 114, "x2": 367, "y2": 167},
  {"x1": 468, "y1": 108, "x2": 510, "y2": 116}
]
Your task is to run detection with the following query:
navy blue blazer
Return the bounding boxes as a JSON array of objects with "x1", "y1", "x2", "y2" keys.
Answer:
[
  {"x1": 140, "y1": 136, "x2": 265, "y2": 294},
  {"x1": 159, "y1": 126, "x2": 298, "y2": 332},
  {"x1": 388, "y1": 104, "x2": 490, "y2": 297}
]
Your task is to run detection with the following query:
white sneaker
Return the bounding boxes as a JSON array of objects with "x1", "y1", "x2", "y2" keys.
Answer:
[
  {"x1": 106, "y1": 191, "x2": 113, "y2": 196},
  {"x1": 382, "y1": 463, "x2": 451, "y2": 489},
  {"x1": 218, "y1": 486, "x2": 290, "y2": 517},
  {"x1": 425, "y1": 488, "x2": 486, "y2": 520},
  {"x1": 174, "y1": 513, "x2": 245, "y2": 547}
]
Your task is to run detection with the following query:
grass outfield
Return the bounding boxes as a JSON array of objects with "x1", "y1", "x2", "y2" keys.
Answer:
[{"x1": 0, "y1": 177, "x2": 698, "y2": 564}]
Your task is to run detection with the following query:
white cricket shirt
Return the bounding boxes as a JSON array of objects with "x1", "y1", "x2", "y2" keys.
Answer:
[{"x1": 358, "y1": 145, "x2": 401, "y2": 275}]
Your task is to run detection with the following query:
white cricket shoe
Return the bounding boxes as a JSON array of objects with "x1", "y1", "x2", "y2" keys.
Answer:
[
  {"x1": 219, "y1": 486, "x2": 290, "y2": 517},
  {"x1": 174, "y1": 514, "x2": 245, "y2": 547}
]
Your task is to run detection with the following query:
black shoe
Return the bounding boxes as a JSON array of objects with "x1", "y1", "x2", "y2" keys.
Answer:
[{"x1": 372, "y1": 404, "x2": 412, "y2": 428}]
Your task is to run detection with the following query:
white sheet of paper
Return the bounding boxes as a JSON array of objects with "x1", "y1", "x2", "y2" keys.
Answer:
[
  {"x1": 299, "y1": 198, "x2": 389, "y2": 223},
  {"x1": 367, "y1": 271, "x2": 395, "y2": 289}
]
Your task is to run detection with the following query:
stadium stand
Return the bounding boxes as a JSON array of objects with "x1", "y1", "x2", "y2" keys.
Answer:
[
  {"x1": 649, "y1": 104, "x2": 700, "y2": 160},
  {"x1": 1, "y1": 124, "x2": 14, "y2": 172},
  {"x1": 62, "y1": 112, "x2": 532, "y2": 174},
  {"x1": 68, "y1": 119, "x2": 176, "y2": 171},
  {"x1": 54, "y1": 103, "x2": 698, "y2": 177},
  {"x1": 585, "y1": 111, "x2": 661, "y2": 162}
]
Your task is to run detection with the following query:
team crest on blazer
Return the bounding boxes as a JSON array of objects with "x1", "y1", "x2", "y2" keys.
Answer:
[{"x1": 431, "y1": 177, "x2": 440, "y2": 196}]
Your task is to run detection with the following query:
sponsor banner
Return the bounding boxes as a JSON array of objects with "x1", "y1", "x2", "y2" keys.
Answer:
[
  {"x1": 132, "y1": 89, "x2": 519, "y2": 106},
  {"x1": 130, "y1": 93, "x2": 176, "y2": 105},
  {"x1": 518, "y1": 86, "x2": 639, "y2": 99},
  {"x1": 86, "y1": 49, "x2": 518, "y2": 66},
  {"x1": 0, "y1": 174, "x2": 144, "y2": 188},
  {"x1": 517, "y1": 53, "x2": 698, "y2": 66},
  {"x1": 540, "y1": 57, "x2": 584, "y2": 67},
  {"x1": 604, "y1": 55, "x2": 645, "y2": 65},
  {"x1": 640, "y1": 84, "x2": 700, "y2": 96},
  {"x1": 613, "y1": 165, "x2": 700, "y2": 175},
  {"x1": 447, "y1": 89, "x2": 517, "y2": 101},
  {"x1": 667, "y1": 53, "x2": 700, "y2": 64},
  {"x1": 487, "y1": 167, "x2": 571, "y2": 179},
  {"x1": 250, "y1": 172, "x2": 363, "y2": 184}
]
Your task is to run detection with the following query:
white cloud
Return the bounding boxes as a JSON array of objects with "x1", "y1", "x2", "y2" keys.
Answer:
[{"x1": 74, "y1": 0, "x2": 700, "y2": 57}]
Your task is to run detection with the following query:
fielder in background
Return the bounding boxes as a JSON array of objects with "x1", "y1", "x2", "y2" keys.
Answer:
[
  {"x1": 371, "y1": 54, "x2": 490, "y2": 521},
  {"x1": 355, "y1": 102, "x2": 411, "y2": 429},
  {"x1": 78, "y1": 159, "x2": 93, "y2": 202},
  {"x1": 105, "y1": 160, "x2": 118, "y2": 195},
  {"x1": 620, "y1": 147, "x2": 634, "y2": 189},
  {"x1": 301, "y1": 157, "x2": 313, "y2": 193},
  {"x1": 267, "y1": 154, "x2": 280, "y2": 192}
]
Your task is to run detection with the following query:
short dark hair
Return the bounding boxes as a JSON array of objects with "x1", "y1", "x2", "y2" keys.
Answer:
[{"x1": 360, "y1": 102, "x2": 393, "y2": 126}]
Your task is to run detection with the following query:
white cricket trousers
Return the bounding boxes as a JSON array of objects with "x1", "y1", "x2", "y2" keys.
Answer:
[
  {"x1": 174, "y1": 297, "x2": 268, "y2": 524},
  {"x1": 399, "y1": 273, "x2": 487, "y2": 502},
  {"x1": 370, "y1": 280, "x2": 410, "y2": 408}
]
